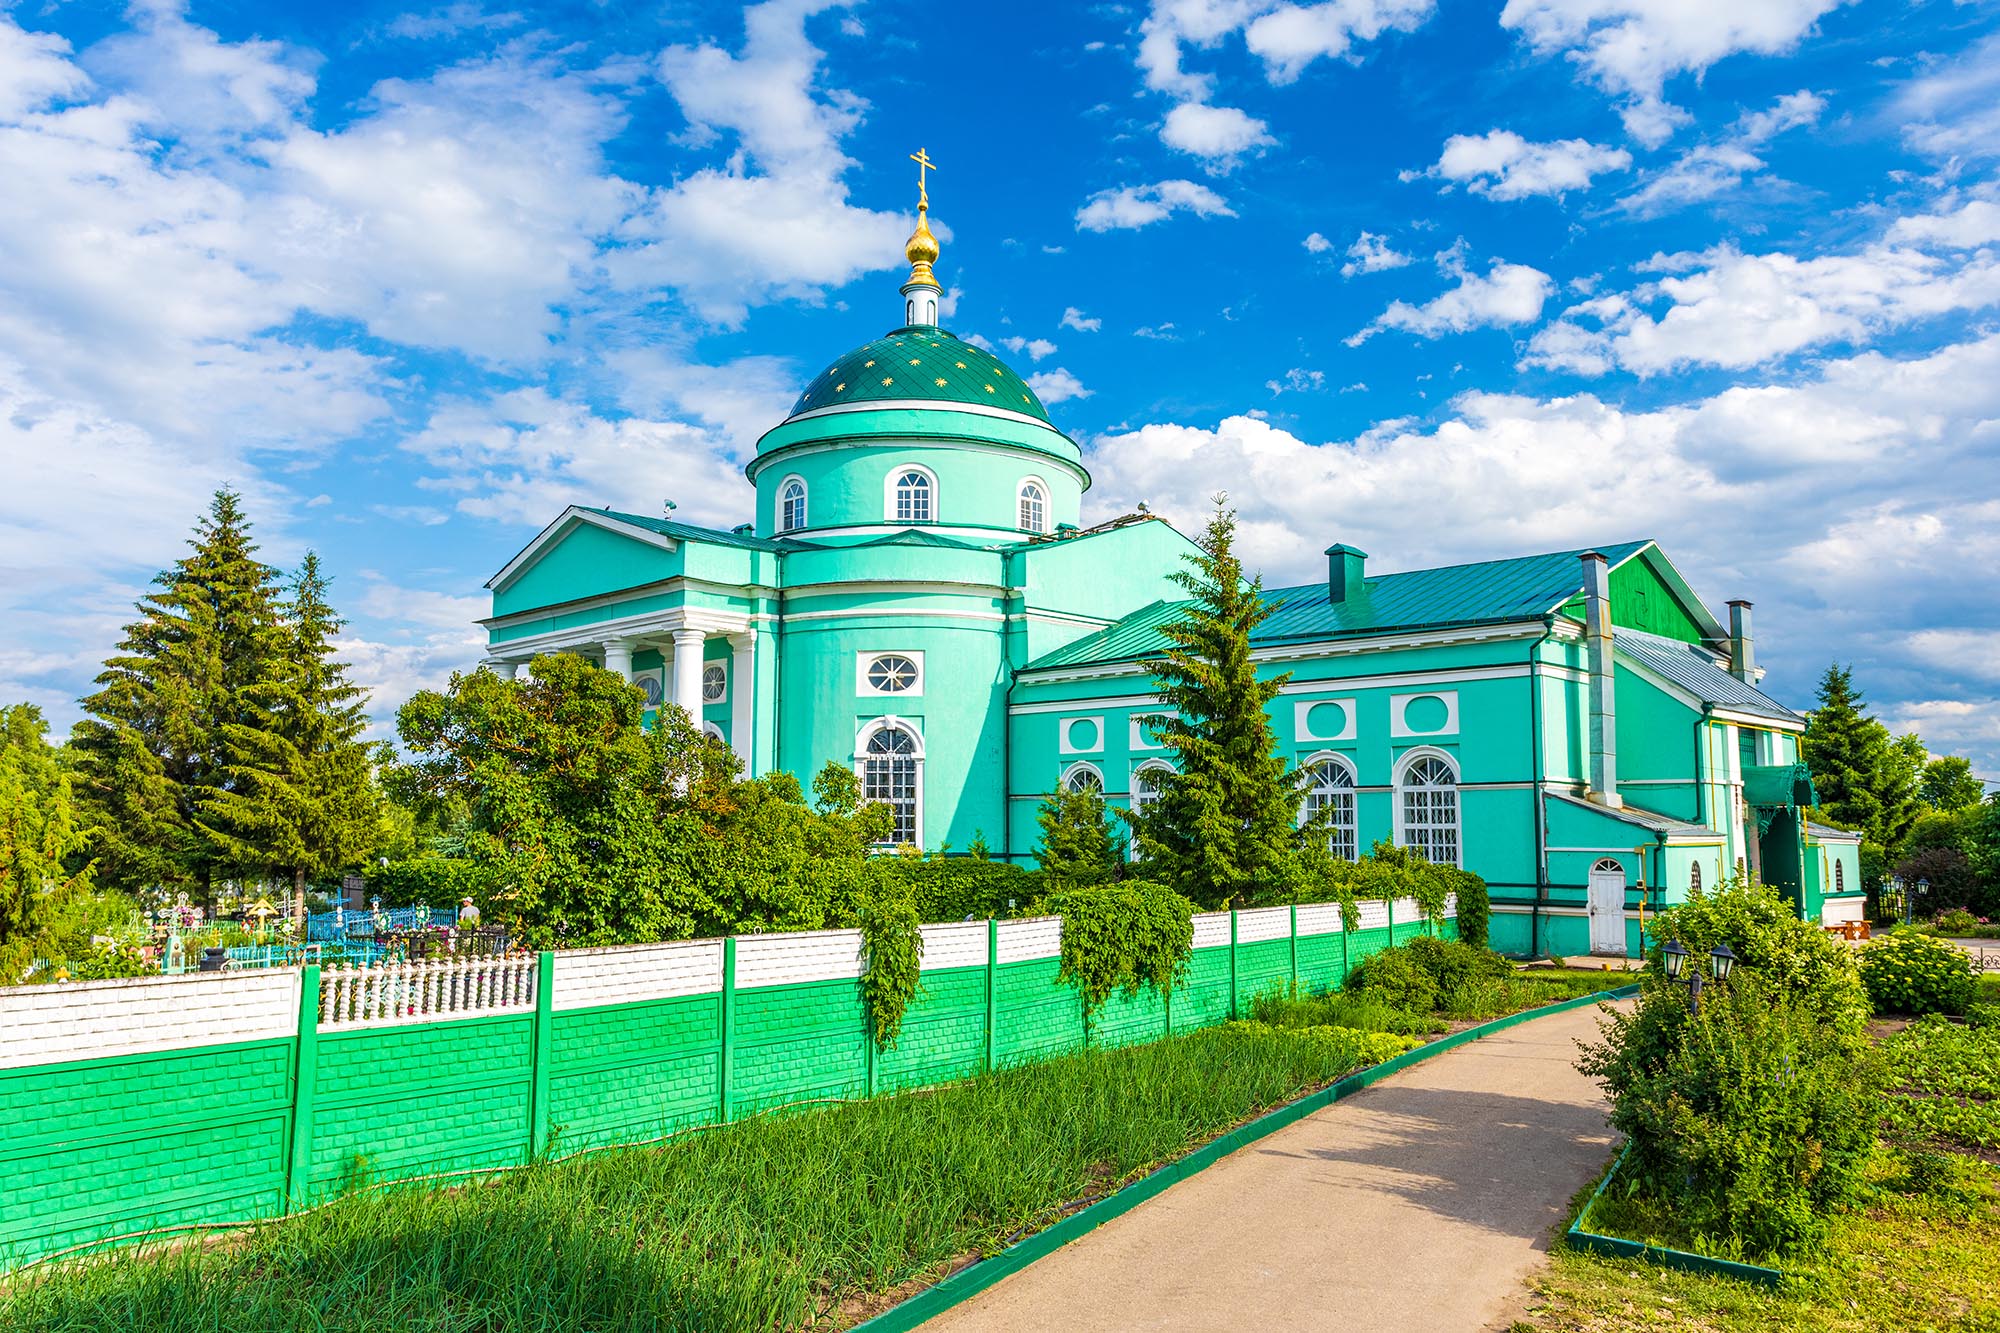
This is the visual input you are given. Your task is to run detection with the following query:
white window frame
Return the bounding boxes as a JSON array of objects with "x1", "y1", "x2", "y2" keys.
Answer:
[
  {"x1": 885, "y1": 464, "x2": 938, "y2": 525},
  {"x1": 856, "y1": 650, "x2": 924, "y2": 698},
  {"x1": 1300, "y1": 750, "x2": 1359, "y2": 861},
  {"x1": 700, "y1": 662, "x2": 727, "y2": 705},
  {"x1": 1017, "y1": 477, "x2": 1050, "y2": 534},
  {"x1": 701, "y1": 721, "x2": 726, "y2": 743},
  {"x1": 1690, "y1": 860, "x2": 1702, "y2": 894},
  {"x1": 856, "y1": 717, "x2": 924, "y2": 847},
  {"x1": 1128, "y1": 760, "x2": 1175, "y2": 860},
  {"x1": 777, "y1": 475, "x2": 807, "y2": 532},
  {"x1": 1392, "y1": 746, "x2": 1462, "y2": 868},
  {"x1": 1060, "y1": 761, "x2": 1104, "y2": 794}
]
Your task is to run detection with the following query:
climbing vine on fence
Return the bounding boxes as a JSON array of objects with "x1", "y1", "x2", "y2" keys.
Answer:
[
  {"x1": 1049, "y1": 880, "x2": 1196, "y2": 1017},
  {"x1": 857, "y1": 891, "x2": 924, "y2": 1049}
]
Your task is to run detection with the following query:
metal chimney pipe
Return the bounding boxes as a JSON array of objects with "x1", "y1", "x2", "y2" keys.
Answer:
[
  {"x1": 1727, "y1": 600, "x2": 1755, "y2": 684},
  {"x1": 1582, "y1": 551, "x2": 1622, "y2": 808}
]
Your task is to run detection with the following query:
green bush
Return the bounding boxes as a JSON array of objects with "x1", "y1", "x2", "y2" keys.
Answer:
[
  {"x1": 1231, "y1": 1020, "x2": 1425, "y2": 1066},
  {"x1": 369, "y1": 856, "x2": 507, "y2": 909},
  {"x1": 857, "y1": 890, "x2": 923, "y2": 1049},
  {"x1": 1048, "y1": 880, "x2": 1195, "y2": 1015},
  {"x1": 1860, "y1": 931, "x2": 1976, "y2": 1016},
  {"x1": 1933, "y1": 907, "x2": 1981, "y2": 936},
  {"x1": 870, "y1": 855, "x2": 1038, "y2": 923},
  {"x1": 1346, "y1": 935, "x2": 1511, "y2": 1013},
  {"x1": 1644, "y1": 877, "x2": 1869, "y2": 1034},
  {"x1": 1580, "y1": 972, "x2": 1886, "y2": 1257}
]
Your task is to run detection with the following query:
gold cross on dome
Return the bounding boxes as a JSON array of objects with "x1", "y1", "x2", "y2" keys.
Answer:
[{"x1": 910, "y1": 147, "x2": 938, "y2": 207}]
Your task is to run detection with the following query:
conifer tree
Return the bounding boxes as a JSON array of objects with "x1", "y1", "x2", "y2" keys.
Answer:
[
  {"x1": 69, "y1": 490, "x2": 287, "y2": 902},
  {"x1": 201, "y1": 552, "x2": 380, "y2": 920},
  {"x1": 1127, "y1": 499, "x2": 1304, "y2": 909},
  {"x1": 1034, "y1": 785, "x2": 1124, "y2": 891},
  {"x1": 1801, "y1": 663, "x2": 1921, "y2": 853}
]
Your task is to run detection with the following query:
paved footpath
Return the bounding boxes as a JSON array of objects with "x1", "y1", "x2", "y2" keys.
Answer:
[{"x1": 923, "y1": 999, "x2": 1627, "y2": 1333}]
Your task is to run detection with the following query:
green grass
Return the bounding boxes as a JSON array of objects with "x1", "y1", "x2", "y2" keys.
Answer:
[
  {"x1": 1247, "y1": 986, "x2": 1449, "y2": 1035},
  {"x1": 0, "y1": 1022, "x2": 1390, "y2": 1333},
  {"x1": 1438, "y1": 968, "x2": 1634, "y2": 1021},
  {"x1": 1515, "y1": 1150, "x2": 2000, "y2": 1333}
]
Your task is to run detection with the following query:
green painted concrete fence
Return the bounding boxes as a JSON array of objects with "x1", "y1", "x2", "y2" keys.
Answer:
[{"x1": 0, "y1": 906, "x2": 1451, "y2": 1270}]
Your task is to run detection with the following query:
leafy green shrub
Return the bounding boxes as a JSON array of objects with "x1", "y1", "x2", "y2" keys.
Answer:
[
  {"x1": 870, "y1": 855, "x2": 1037, "y2": 923},
  {"x1": 1580, "y1": 973, "x2": 1886, "y2": 1257},
  {"x1": 1346, "y1": 935, "x2": 1512, "y2": 1013},
  {"x1": 1247, "y1": 985, "x2": 1446, "y2": 1035},
  {"x1": 1860, "y1": 931, "x2": 1976, "y2": 1016},
  {"x1": 1048, "y1": 880, "x2": 1195, "y2": 1015},
  {"x1": 1346, "y1": 945, "x2": 1438, "y2": 1012},
  {"x1": 1932, "y1": 907, "x2": 1981, "y2": 936},
  {"x1": 1645, "y1": 876, "x2": 1869, "y2": 1033},
  {"x1": 370, "y1": 855, "x2": 506, "y2": 909},
  {"x1": 46, "y1": 938, "x2": 152, "y2": 982},
  {"x1": 857, "y1": 891, "x2": 923, "y2": 1049},
  {"x1": 1443, "y1": 866, "x2": 1490, "y2": 948}
]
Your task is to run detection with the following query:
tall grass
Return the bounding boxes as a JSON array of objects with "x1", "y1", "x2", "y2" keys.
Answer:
[
  {"x1": 0, "y1": 1024, "x2": 1380, "y2": 1333},
  {"x1": 1248, "y1": 986, "x2": 1447, "y2": 1035}
]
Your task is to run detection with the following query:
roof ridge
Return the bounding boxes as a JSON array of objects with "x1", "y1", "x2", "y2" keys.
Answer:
[{"x1": 1263, "y1": 538, "x2": 1653, "y2": 596}]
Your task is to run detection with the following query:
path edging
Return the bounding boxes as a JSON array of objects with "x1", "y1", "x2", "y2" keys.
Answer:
[
  {"x1": 852, "y1": 982, "x2": 1642, "y2": 1332},
  {"x1": 1564, "y1": 1143, "x2": 1784, "y2": 1285}
]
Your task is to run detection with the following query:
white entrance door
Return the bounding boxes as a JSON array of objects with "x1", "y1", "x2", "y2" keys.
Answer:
[{"x1": 1588, "y1": 860, "x2": 1627, "y2": 955}]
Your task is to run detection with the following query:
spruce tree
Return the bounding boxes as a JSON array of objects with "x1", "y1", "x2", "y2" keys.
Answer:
[
  {"x1": 69, "y1": 490, "x2": 287, "y2": 902},
  {"x1": 201, "y1": 552, "x2": 381, "y2": 921},
  {"x1": 1801, "y1": 663, "x2": 1921, "y2": 853},
  {"x1": 1034, "y1": 786, "x2": 1124, "y2": 891},
  {"x1": 1127, "y1": 500, "x2": 1303, "y2": 909},
  {"x1": 0, "y1": 705, "x2": 94, "y2": 983}
]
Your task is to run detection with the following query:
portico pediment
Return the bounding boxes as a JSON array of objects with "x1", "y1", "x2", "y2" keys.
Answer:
[{"x1": 486, "y1": 507, "x2": 684, "y2": 613}]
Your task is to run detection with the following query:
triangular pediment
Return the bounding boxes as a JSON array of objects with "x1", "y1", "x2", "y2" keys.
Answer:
[{"x1": 486, "y1": 507, "x2": 683, "y2": 607}]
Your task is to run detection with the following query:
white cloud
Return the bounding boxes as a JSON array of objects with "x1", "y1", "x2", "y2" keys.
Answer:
[
  {"x1": 1303, "y1": 231, "x2": 1333, "y2": 253},
  {"x1": 1350, "y1": 248, "x2": 1553, "y2": 343},
  {"x1": 1061, "y1": 306, "x2": 1103, "y2": 332},
  {"x1": 1905, "y1": 630, "x2": 2000, "y2": 687},
  {"x1": 1135, "y1": 323, "x2": 1181, "y2": 340},
  {"x1": 1615, "y1": 90, "x2": 1823, "y2": 217},
  {"x1": 1524, "y1": 225, "x2": 2000, "y2": 376},
  {"x1": 1075, "y1": 179, "x2": 1235, "y2": 231},
  {"x1": 1340, "y1": 231, "x2": 1413, "y2": 276},
  {"x1": 1889, "y1": 197, "x2": 2000, "y2": 250},
  {"x1": 1419, "y1": 129, "x2": 1631, "y2": 200},
  {"x1": 1499, "y1": 0, "x2": 1848, "y2": 146},
  {"x1": 1894, "y1": 31, "x2": 2000, "y2": 160},
  {"x1": 0, "y1": 17, "x2": 87, "y2": 118},
  {"x1": 1083, "y1": 333, "x2": 2000, "y2": 770},
  {"x1": 1242, "y1": 0, "x2": 1437, "y2": 84},
  {"x1": 1026, "y1": 368, "x2": 1092, "y2": 404},
  {"x1": 1161, "y1": 101, "x2": 1275, "y2": 169},
  {"x1": 1266, "y1": 367, "x2": 1325, "y2": 394},
  {"x1": 400, "y1": 388, "x2": 749, "y2": 532},
  {"x1": 1002, "y1": 336, "x2": 1058, "y2": 361}
]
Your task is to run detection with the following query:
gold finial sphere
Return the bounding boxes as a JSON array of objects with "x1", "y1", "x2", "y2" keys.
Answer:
[{"x1": 904, "y1": 147, "x2": 941, "y2": 288}]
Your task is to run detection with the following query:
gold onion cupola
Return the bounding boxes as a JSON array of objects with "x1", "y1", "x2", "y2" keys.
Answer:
[{"x1": 901, "y1": 146, "x2": 942, "y2": 327}]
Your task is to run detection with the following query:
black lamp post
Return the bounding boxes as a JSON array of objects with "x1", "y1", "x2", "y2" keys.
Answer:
[
  {"x1": 1660, "y1": 939, "x2": 1737, "y2": 1015},
  {"x1": 1917, "y1": 878, "x2": 1931, "y2": 924}
]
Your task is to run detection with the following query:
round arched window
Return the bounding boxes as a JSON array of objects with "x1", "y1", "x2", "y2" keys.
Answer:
[
  {"x1": 778, "y1": 478, "x2": 807, "y2": 532},
  {"x1": 863, "y1": 725, "x2": 921, "y2": 844},
  {"x1": 1062, "y1": 763, "x2": 1103, "y2": 794},
  {"x1": 1302, "y1": 756, "x2": 1358, "y2": 860},
  {"x1": 1399, "y1": 754, "x2": 1460, "y2": 866},
  {"x1": 1690, "y1": 860, "x2": 1702, "y2": 894}
]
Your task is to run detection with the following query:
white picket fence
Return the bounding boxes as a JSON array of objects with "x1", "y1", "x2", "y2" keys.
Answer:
[{"x1": 317, "y1": 955, "x2": 538, "y2": 1028}]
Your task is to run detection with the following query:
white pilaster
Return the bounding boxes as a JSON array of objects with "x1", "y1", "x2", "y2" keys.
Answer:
[
  {"x1": 729, "y1": 631, "x2": 756, "y2": 769},
  {"x1": 671, "y1": 628, "x2": 705, "y2": 718},
  {"x1": 602, "y1": 638, "x2": 635, "y2": 680}
]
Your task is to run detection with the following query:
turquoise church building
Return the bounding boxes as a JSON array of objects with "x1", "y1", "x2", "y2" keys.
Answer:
[{"x1": 478, "y1": 172, "x2": 1862, "y2": 958}]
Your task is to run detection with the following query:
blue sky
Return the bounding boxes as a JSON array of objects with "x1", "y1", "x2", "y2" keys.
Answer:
[{"x1": 3, "y1": 0, "x2": 1997, "y2": 778}]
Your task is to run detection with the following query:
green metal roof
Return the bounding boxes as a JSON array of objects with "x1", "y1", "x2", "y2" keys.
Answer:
[
  {"x1": 1023, "y1": 540, "x2": 1656, "y2": 672},
  {"x1": 786, "y1": 328, "x2": 1050, "y2": 423},
  {"x1": 1616, "y1": 628, "x2": 1800, "y2": 722},
  {"x1": 597, "y1": 509, "x2": 809, "y2": 553}
]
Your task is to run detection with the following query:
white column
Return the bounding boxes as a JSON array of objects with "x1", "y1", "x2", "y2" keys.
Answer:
[
  {"x1": 671, "y1": 628, "x2": 705, "y2": 718},
  {"x1": 483, "y1": 660, "x2": 521, "y2": 680},
  {"x1": 602, "y1": 638, "x2": 635, "y2": 679},
  {"x1": 729, "y1": 631, "x2": 756, "y2": 768}
]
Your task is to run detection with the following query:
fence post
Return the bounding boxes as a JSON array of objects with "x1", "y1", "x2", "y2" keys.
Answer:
[
  {"x1": 718, "y1": 936, "x2": 737, "y2": 1124},
  {"x1": 1341, "y1": 914, "x2": 1351, "y2": 983},
  {"x1": 984, "y1": 918, "x2": 998, "y2": 1074},
  {"x1": 285, "y1": 966, "x2": 320, "y2": 1210},
  {"x1": 528, "y1": 951, "x2": 554, "y2": 1160},
  {"x1": 1229, "y1": 909, "x2": 1240, "y2": 1020},
  {"x1": 1289, "y1": 903, "x2": 1299, "y2": 993},
  {"x1": 1388, "y1": 897, "x2": 1397, "y2": 945}
]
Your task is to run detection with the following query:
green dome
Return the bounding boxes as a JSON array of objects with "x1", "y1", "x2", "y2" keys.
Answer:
[{"x1": 787, "y1": 328, "x2": 1051, "y2": 424}]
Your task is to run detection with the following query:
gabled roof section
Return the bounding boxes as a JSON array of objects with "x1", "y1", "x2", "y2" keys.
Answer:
[
  {"x1": 1021, "y1": 540, "x2": 1654, "y2": 672},
  {"x1": 486, "y1": 506, "x2": 802, "y2": 593},
  {"x1": 838, "y1": 528, "x2": 997, "y2": 551},
  {"x1": 1545, "y1": 790, "x2": 1719, "y2": 840},
  {"x1": 1617, "y1": 629, "x2": 1802, "y2": 724}
]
